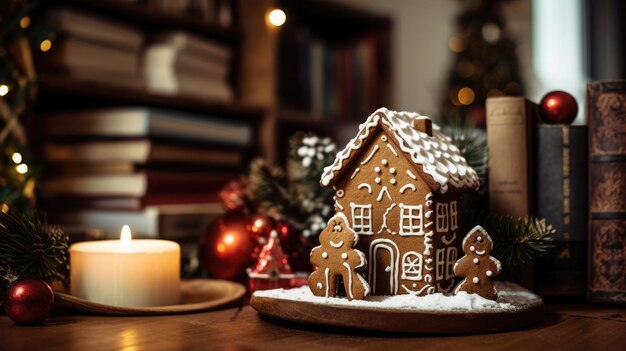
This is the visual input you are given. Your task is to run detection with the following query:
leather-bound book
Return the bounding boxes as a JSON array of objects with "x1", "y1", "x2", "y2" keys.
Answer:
[
  {"x1": 534, "y1": 125, "x2": 587, "y2": 298},
  {"x1": 587, "y1": 80, "x2": 626, "y2": 305}
]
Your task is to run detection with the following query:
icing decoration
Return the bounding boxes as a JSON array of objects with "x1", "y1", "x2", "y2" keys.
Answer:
[
  {"x1": 377, "y1": 203, "x2": 397, "y2": 234},
  {"x1": 342, "y1": 253, "x2": 348, "y2": 259},
  {"x1": 330, "y1": 240, "x2": 344, "y2": 248},
  {"x1": 320, "y1": 108, "x2": 480, "y2": 193},
  {"x1": 336, "y1": 189, "x2": 345, "y2": 197},
  {"x1": 317, "y1": 282, "x2": 322, "y2": 289},
  {"x1": 475, "y1": 249, "x2": 486, "y2": 256},
  {"x1": 375, "y1": 177, "x2": 381, "y2": 184},
  {"x1": 324, "y1": 268, "x2": 330, "y2": 296},
  {"x1": 386, "y1": 143, "x2": 399, "y2": 157},
  {"x1": 350, "y1": 168, "x2": 360, "y2": 179},
  {"x1": 360, "y1": 145, "x2": 379, "y2": 165},
  {"x1": 406, "y1": 170, "x2": 417, "y2": 180},
  {"x1": 381, "y1": 159, "x2": 388, "y2": 166},
  {"x1": 322, "y1": 252, "x2": 328, "y2": 258},
  {"x1": 399, "y1": 184, "x2": 416, "y2": 193},
  {"x1": 357, "y1": 183, "x2": 372, "y2": 194},
  {"x1": 473, "y1": 258, "x2": 479, "y2": 264},
  {"x1": 375, "y1": 167, "x2": 381, "y2": 173},
  {"x1": 390, "y1": 168, "x2": 396, "y2": 174},
  {"x1": 335, "y1": 200, "x2": 344, "y2": 211},
  {"x1": 369, "y1": 239, "x2": 400, "y2": 295},
  {"x1": 390, "y1": 179, "x2": 397, "y2": 185},
  {"x1": 376, "y1": 186, "x2": 392, "y2": 202},
  {"x1": 441, "y1": 232, "x2": 457, "y2": 246},
  {"x1": 381, "y1": 135, "x2": 387, "y2": 141},
  {"x1": 473, "y1": 277, "x2": 480, "y2": 284},
  {"x1": 470, "y1": 246, "x2": 475, "y2": 252},
  {"x1": 486, "y1": 270, "x2": 493, "y2": 277}
]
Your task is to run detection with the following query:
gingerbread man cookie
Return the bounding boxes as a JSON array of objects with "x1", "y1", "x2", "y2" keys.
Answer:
[
  {"x1": 308, "y1": 213, "x2": 370, "y2": 300},
  {"x1": 453, "y1": 225, "x2": 502, "y2": 300}
]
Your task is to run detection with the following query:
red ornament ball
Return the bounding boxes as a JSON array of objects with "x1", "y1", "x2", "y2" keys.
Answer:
[
  {"x1": 539, "y1": 91, "x2": 578, "y2": 124},
  {"x1": 199, "y1": 212, "x2": 271, "y2": 282},
  {"x1": 4, "y1": 279, "x2": 54, "y2": 325}
]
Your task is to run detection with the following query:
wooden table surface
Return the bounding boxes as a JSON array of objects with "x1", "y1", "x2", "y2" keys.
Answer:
[{"x1": 1, "y1": 304, "x2": 625, "y2": 351}]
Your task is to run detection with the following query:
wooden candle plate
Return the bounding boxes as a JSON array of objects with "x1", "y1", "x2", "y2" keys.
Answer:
[
  {"x1": 56, "y1": 279, "x2": 245, "y2": 316},
  {"x1": 251, "y1": 281, "x2": 544, "y2": 334}
]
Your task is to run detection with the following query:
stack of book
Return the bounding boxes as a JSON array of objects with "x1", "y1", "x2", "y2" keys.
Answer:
[
  {"x1": 39, "y1": 107, "x2": 253, "y2": 242},
  {"x1": 145, "y1": 0, "x2": 235, "y2": 28},
  {"x1": 41, "y1": 7, "x2": 143, "y2": 90},
  {"x1": 278, "y1": 26, "x2": 382, "y2": 120},
  {"x1": 143, "y1": 31, "x2": 234, "y2": 102}
]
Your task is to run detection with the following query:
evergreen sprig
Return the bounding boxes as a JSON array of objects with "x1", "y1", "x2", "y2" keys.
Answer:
[
  {"x1": 0, "y1": 206, "x2": 69, "y2": 291},
  {"x1": 442, "y1": 118, "x2": 488, "y2": 185},
  {"x1": 463, "y1": 210, "x2": 555, "y2": 269}
]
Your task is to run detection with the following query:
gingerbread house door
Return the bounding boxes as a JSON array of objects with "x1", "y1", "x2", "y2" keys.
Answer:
[{"x1": 369, "y1": 239, "x2": 400, "y2": 295}]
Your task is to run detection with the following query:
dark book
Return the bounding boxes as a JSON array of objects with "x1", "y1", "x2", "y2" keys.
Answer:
[
  {"x1": 587, "y1": 80, "x2": 626, "y2": 305},
  {"x1": 533, "y1": 125, "x2": 588, "y2": 298}
]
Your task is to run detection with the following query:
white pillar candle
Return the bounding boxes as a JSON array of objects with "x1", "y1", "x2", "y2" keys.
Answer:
[{"x1": 70, "y1": 225, "x2": 180, "y2": 307}]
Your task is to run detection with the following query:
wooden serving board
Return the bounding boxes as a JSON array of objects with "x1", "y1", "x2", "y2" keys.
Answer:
[
  {"x1": 56, "y1": 279, "x2": 245, "y2": 316},
  {"x1": 251, "y1": 282, "x2": 544, "y2": 334}
]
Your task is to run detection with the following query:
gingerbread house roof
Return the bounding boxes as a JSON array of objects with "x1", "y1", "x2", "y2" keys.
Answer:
[{"x1": 320, "y1": 108, "x2": 480, "y2": 193}]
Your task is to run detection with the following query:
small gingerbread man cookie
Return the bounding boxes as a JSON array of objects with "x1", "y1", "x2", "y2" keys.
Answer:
[
  {"x1": 308, "y1": 213, "x2": 370, "y2": 300},
  {"x1": 453, "y1": 225, "x2": 502, "y2": 300}
]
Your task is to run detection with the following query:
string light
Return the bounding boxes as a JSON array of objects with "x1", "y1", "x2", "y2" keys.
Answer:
[
  {"x1": 1, "y1": 203, "x2": 9, "y2": 213},
  {"x1": 0, "y1": 85, "x2": 9, "y2": 96},
  {"x1": 16, "y1": 164, "x2": 28, "y2": 174},
  {"x1": 11, "y1": 152, "x2": 22, "y2": 164},
  {"x1": 40, "y1": 40, "x2": 52, "y2": 52},
  {"x1": 448, "y1": 37, "x2": 466, "y2": 53},
  {"x1": 19, "y1": 16, "x2": 30, "y2": 29},
  {"x1": 457, "y1": 87, "x2": 475, "y2": 105},
  {"x1": 266, "y1": 8, "x2": 286, "y2": 27}
]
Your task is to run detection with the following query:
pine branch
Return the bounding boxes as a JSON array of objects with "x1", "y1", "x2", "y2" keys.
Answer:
[
  {"x1": 0, "y1": 206, "x2": 68, "y2": 290},
  {"x1": 442, "y1": 118, "x2": 488, "y2": 185},
  {"x1": 463, "y1": 210, "x2": 555, "y2": 269}
]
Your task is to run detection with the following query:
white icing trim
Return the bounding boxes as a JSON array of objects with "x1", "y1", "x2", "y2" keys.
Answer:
[
  {"x1": 406, "y1": 170, "x2": 417, "y2": 180},
  {"x1": 360, "y1": 145, "x2": 379, "y2": 165},
  {"x1": 324, "y1": 267, "x2": 330, "y2": 297},
  {"x1": 401, "y1": 251, "x2": 423, "y2": 281},
  {"x1": 358, "y1": 183, "x2": 372, "y2": 194},
  {"x1": 335, "y1": 200, "x2": 344, "y2": 211},
  {"x1": 350, "y1": 168, "x2": 360, "y2": 180},
  {"x1": 329, "y1": 240, "x2": 344, "y2": 248},
  {"x1": 319, "y1": 108, "x2": 480, "y2": 192},
  {"x1": 401, "y1": 284, "x2": 433, "y2": 296},
  {"x1": 376, "y1": 186, "x2": 392, "y2": 202},
  {"x1": 336, "y1": 189, "x2": 345, "y2": 197},
  {"x1": 386, "y1": 143, "x2": 398, "y2": 157},
  {"x1": 441, "y1": 232, "x2": 457, "y2": 246},
  {"x1": 377, "y1": 203, "x2": 397, "y2": 234},
  {"x1": 369, "y1": 239, "x2": 400, "y2": 295},
  {"x1": 399, "y1": 184, "x2": 416, "y2": 193},
  {"x1": 343, "y1": 262, "x2": 354, "y2": 299},
  {"x1": 475, "y1": 249, "x2": 486, "y2": 256}
]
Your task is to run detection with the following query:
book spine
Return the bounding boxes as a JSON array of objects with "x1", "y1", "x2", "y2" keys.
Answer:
[
  {"x1": 486, "y1": 97, "x2": 535, "y2": 217},
  {"x1": 587, "y1": 80, "x2": 626, "y2": 305},
  {"x1": 534, "y1": 125, "x2": 588, "y2": 298}
]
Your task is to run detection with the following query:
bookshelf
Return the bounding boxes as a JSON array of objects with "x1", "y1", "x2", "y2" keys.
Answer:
[{"x1": 240, "y1": 0, "x2": 392, "y2": 163}]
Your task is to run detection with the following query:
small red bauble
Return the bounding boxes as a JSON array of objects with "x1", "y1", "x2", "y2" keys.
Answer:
[
  {"x1": 199, "y1": 212, "x2": 271, "y2": 282},
  {"x1": 4, "y1": 279, "x2": 54, "y2": 325},
  {"x1": 539, "y1": 91, "x2": 578, "y2": 124}
]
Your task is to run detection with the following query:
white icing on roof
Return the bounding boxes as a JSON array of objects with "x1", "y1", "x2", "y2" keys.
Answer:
[{"x1": 320, "y1": 107, "x2": 480, "y2": 193}]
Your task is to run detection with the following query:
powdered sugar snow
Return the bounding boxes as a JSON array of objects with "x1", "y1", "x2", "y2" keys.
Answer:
[{"x1": 253, "y1": 281, "x2": 541, "y2": 313}]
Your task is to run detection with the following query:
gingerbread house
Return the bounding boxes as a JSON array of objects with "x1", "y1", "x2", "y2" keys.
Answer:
[{"x1": 320, "y1": 108, "x2": 480, "y2": 296}]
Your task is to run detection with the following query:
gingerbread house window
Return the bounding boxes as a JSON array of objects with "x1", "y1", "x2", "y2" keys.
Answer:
[
  {"x1": 401, "y1": 251, "x2": 423, "y2": 281},
  {"x1": 399, "y1": 204, "x2": 424, "y2": 236},
  {"x1": 436, "y1": 203, "x2": 449, "y2": 232},
  {"x1": 350, "y1": 203, "x2": 373, "y2": 235},
  {"x1": 435, "y1": 248, "x2": 446, "y2": 280},
  {"x1": 446, "y1": 247, "x2": 457, "y2": 279},
  {"x1": 450, "y1": 201, "x2": 458, "y2": 230}
]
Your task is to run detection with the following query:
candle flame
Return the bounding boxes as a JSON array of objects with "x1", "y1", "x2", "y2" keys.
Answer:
[{"x1": 121, "y1": 225, "x2": 132, "y2": 245}]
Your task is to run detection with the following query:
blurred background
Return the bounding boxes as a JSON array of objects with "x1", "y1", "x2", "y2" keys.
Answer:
[{"x1": 0, "y1": 0, "x2": 624, "y2": 300}]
